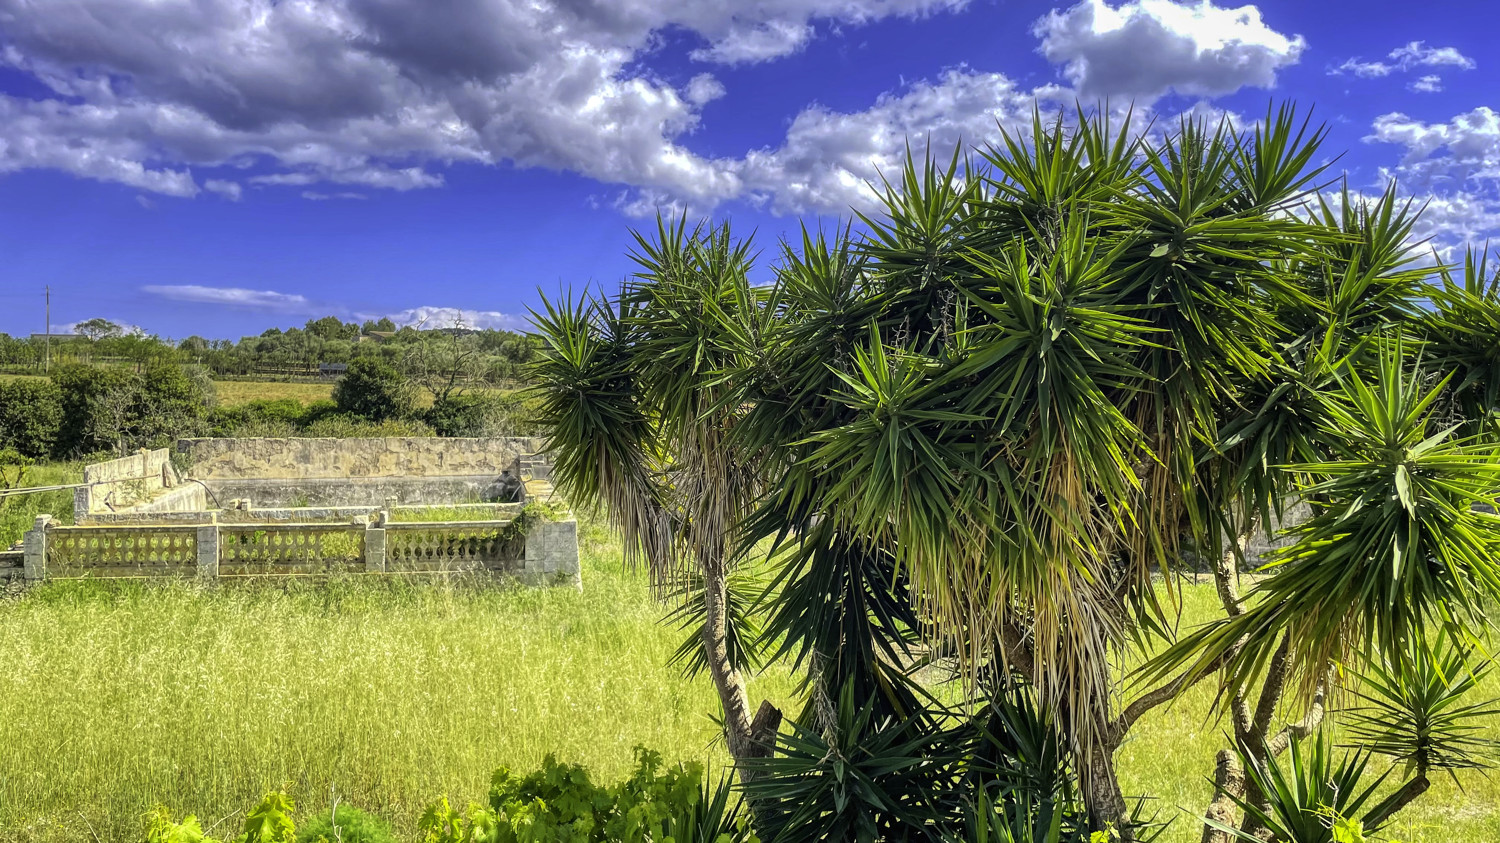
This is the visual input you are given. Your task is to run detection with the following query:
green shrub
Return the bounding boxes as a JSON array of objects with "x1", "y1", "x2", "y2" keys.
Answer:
[
  {"x1": 483, "y1": 747, "x2": 708, "y2": 843},
  {"x1": 296, "y1": 804, "x2": 397, "y2": 843},
  {"x1": 51, "y1": 364, "x2": 141, "y2": 456},
  {"x1": 0, "y1": 378, "x2": 63, "y2": 458},
  {"x1": 424, "y1": 393, "x2": 535, "y2": 437},
  {"x1": 49, "y1": 363, "x2": 212, "y2": 455},
  {"x1": 138, "y1": 363, "x2": 211, "y2": 446},
  {"x1": 209, "y1": 399, "x2": 314, "y2": 437},
  {"x1": 301, "y1": 414, "x2": 433, "y2": 438},
  {"x1": 333, "y1": 359, "x2": 415, "y2": 422}
]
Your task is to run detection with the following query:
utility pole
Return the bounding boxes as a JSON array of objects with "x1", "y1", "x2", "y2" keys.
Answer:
[{"x1": 44, "y1": 285, "x2": 50, "y2": 375}]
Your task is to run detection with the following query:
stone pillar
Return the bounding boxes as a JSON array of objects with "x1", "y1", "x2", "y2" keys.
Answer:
[
  {"x1": 73, "y1": 486, "x2": 92, "y2": 523},
  {"x1": 525, "y1": 518, "x2": 580, "y2": 588},
  {"x1": 196, "y1": 517, "x2": 219, "y2": 580},
  {"x1": 365, "y1": 512, "x2": 387, "y2": 573},
  {"x1": 22, "y1": 515, "x2": 51, "y2": 582}
]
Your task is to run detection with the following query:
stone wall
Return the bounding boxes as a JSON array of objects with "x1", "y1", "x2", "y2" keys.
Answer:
[
  {"x1": 175, "y1": 437, "x2": 538, "y2": 508},
  {"x1": 74, "y1": 448, "x2": 178, "y2": 519},
  {"x1": 178, "y1": 437, "x2": 536, "y2": 480}
]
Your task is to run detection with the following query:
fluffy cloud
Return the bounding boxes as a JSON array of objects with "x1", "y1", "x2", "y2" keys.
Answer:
[
  {"x1": 1329, "y1": 41, "x2": 1475, "y2": 79},
  {"x1": 1389, "y1": 41, "x2": 1475, "y2": 71},
  {"x1": 0, "y1": 0, "x2": 966, "y2": 205},
  {"x1": 380, "y1": 306, "x2": 528, "y2": 332},
  {"x1": 1364, "y1": 107, "x2": 1500, "y2": 254},
  {"x1": 1332, "y1": 58, "x2": 1393, "y2": 79},
  {"x1": 1033, "y1": 0, "x2": 1304, "y2": 100},
  {"x1": 733, "y1": 70, "x2": 1066, "y2": 215},
  {"x1": 1409, "y1": 75, "x2": 1443, "y2": 94},
  {"x1": 140, "y1": 284, "x2": 530, "y2": 331},
  {"x1": 142, "y1": 285, "x2": 314, "y2": 311},
  {"x1": 204, "y1": 179, "x2": 242, "y2": 200},
  {"x1": 1368, "y1": 107, "x2": 1500, "y2": 190},
  {"x1": 0, "y1": 0, "x2": 1315, "y2": 217}
]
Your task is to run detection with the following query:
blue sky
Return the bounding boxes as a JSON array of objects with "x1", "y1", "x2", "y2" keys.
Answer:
[{"x1": 0, "y1": 0, "x2": 1495, "y2": 340}]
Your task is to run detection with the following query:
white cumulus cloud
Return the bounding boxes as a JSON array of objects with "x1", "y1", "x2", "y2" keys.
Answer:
[
  {"x1": 381, "y1": 306, "x2": 528, "y2": 332},
  {"x1": 0, "y1": 0, "x2": 968, "y2": 204},
  {"x1": 1033, "y1": 0, "x2": 1304, "y2": 100}
]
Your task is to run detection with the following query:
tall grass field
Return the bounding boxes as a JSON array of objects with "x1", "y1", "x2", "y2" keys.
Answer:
[{"x1": 0, "y1": 516, "x2": 1495, "y2": 841}]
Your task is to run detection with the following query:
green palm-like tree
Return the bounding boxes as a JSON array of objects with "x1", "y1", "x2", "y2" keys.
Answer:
[
  {"x1": 534, "y1": 102, "x2": 1500, "y2": 842},
  {"x1": 530, "y1": 218, "x2": 781, "y2": 774}
]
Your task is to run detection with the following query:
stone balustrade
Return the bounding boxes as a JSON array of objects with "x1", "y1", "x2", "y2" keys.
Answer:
[{"x1": 21, "y1": 508, "x2": 579, "y2": 587}]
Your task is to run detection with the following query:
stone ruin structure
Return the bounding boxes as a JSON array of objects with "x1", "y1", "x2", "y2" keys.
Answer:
[{"x1": 0, "y1": 437, "x2": 579, "y2": 588}]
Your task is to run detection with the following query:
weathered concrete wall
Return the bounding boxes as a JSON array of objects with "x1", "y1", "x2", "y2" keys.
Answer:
[
  {"x1": 106, "y1": 483, "x2": 206, "y2": 517},
  {"x1": 177, "y1": 437, "x2": 531, "y2": 480},
  {"x1": 199, "y1": 476, "x2": 515, "y2": 508},
  {"x1": 75, "y1": 448, "x2": 178, "y2": 519},
  {"x1": 175, "y1": 437, "x2": 537, "y2": 509}
]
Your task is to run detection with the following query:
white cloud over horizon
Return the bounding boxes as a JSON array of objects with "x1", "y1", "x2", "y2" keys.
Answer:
[
  {"x1": 377, "y1": 306, "x2": 529, "y2": 332},
  {"x1": 142, "y1": 285, "x2": 314, "y2": 311},
  {"x1": 141, "y1": 284, "x2": 529, "y2": 332}
]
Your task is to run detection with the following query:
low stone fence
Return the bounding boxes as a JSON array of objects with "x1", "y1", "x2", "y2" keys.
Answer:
[{"x1": 18, "y1": 508, "x2": 580, "y2": 587}]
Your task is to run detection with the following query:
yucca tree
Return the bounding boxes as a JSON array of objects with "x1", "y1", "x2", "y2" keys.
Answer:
[
  {"x1": 530, "y1": 218, "x2": 782, "y2": 774},
  {"x1": 727, "y1": 106, "x2": 1362, "y2": 836},
  {"x1": 535, "y1": 101, "x2": 1500, "y2": 842}
]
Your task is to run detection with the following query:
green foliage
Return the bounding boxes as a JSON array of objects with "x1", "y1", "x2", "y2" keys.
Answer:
[
  {"x1": 742, "y1": 678, "x2": 965, "y2": 842},
  {"x1": 1422, "y1": 249, "x2": 1500, "y2": 429},
  {"x1": 1343, "y1": 633, "x2": 1500, "y2": 776},
  {"x1": 51, "y1": 363, "x2": 143, "y2": 455},
  {"x1": 0, "y1": 378, "x2": 63, "y2": 458},
  {"x1": 663, "y1": 569, "x2": 763, "y2": 680},
  {"x1": 1209, "y1": 735, "x2": 1387, "y2": 843},
  {"x1": 209, "y1": 399, "x2": 323, "y2": 437},
  {"x1": 302, "y1": 413, "x2": 433, "y2": 438},
  {"x1": 418, "y1": 798, "x2": 499, "y2": 843},
  {"x1": 445, "y1": 747, "x2": 716, "y2": 843},
  {"x1": 1148, "y1": 345, "x2": 1500, "y2": 702},
  {"x1": 332, "y1": 358, "x2": 416, "y2": 422},
  {"x1": 47, "y1": 362, "x2": 211, "y2": 455},
  {"x1": 143, "y1": 807, "x2": 221, "y2": 843},
  {"x1": 0, "y1": 448, "x2": 34, "y2": 497},
  {"x1": 137, "y1": 363, "x2": 213, "y2": 444},
  {"x1": 426, "y1": 392, "x2": 537, "y2": 437},
  {"x1": 296, "y1": 804, "x2": 397, "y2": 843},
  {"x1": 239, "y1": 792, "x2": 297, "y2": 843}
]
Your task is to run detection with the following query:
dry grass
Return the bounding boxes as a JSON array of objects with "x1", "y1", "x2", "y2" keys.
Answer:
[
  {"x1": 212, "y1": 380, "x2": 335, "y2": 407},
  {"x1": 0, "y1": 517, "x2": 799, "y2": 843},
  {"x1": 0, "y1": 518, "x2": 1497, "y2": 842}
]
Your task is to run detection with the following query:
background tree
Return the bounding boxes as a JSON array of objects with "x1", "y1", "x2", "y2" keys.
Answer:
[
  {"x1": 333, "y1": 358, "x2": 416, "y2": 422},
  {"x1": 403, "y1": 319, "x2": 486, "y2": 404},
  {"x1": 74, "y1": 318, "x2": 123, "y2": 342},
  {"x1": 0, "y1": 378, "x2": 63, "y2": 459}
]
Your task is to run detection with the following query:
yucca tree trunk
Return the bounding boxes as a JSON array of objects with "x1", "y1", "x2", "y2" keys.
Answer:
[
  {"x1": 701, "y1": 564, "x2": 757, "y2": 761},
  {"x1": 1085, "y1": 746, "x2": 1133, "y2": 841}
]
